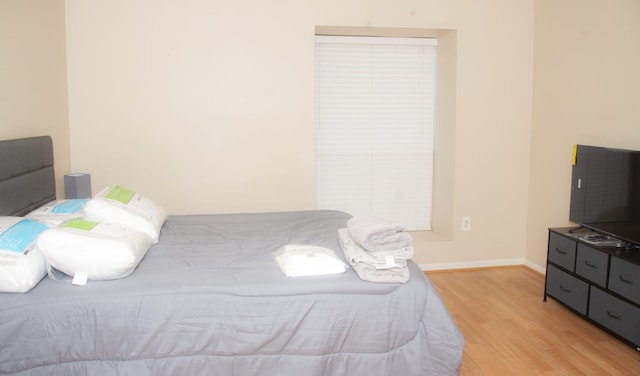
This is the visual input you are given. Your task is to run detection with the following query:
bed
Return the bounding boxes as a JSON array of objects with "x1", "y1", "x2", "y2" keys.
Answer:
[{"x1": 0, "y1": 136, "x2": 464, "y2": 375}]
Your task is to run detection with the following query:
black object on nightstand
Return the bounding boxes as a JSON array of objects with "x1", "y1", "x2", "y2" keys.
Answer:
[{"x1": 64, "y1": 173, "x2": 91, "y2": 199}]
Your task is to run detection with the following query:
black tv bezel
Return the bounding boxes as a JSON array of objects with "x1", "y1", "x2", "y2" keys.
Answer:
[{"x1": 568, "y1": 144, "x2": 640, "y2": 248}]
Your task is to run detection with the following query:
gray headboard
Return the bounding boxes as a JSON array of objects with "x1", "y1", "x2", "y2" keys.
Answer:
[{"x1": 0, "y1": 136, "x2": 56, "y2": 216}]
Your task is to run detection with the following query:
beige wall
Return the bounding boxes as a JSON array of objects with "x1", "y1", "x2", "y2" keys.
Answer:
[
  {"x1": 13, "y1": 1, "x2": 634, "y2": 271},
  {"x1": 0, "y1": 0, "x2": 70, "y2": 196},
  {"x1": 527, "y1": 0, "x2": 640, "y2": 269},
  {"x1": 64, "y1": 0, "x2": 534, "y2": 268}
]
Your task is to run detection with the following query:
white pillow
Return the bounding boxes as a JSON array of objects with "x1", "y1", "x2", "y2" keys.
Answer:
[
  {"x1": 273, "y1": 244, "x2": 348, "y2": 277},
  {"x1": 83, "y1": 185, "x2": 167, "y2": 243},
  {"x1": 36, "y1": 218, "x2": 154, "y2": 285},
  {"x1": 25, "y1": 199, "x2": 88, "y2": 227},
  {"x1": 0, "y1": 217, "x2": 48, "y2": 293}
]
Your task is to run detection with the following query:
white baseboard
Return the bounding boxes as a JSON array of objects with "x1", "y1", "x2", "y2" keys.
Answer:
[
  {"x1": 524, "y1": 260, "x2": 546, "y2": 274},
  {"x1": 419, "y1": 258, "x2": 546, "y2": 274}
]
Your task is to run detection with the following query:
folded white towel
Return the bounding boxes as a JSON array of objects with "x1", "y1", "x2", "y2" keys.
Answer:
[
  {"x1": 347, "y1": 216, "x2": 413, "y2": 252},
  {"x1": 338, "y1": 228, "x2": 412, "y2": 269},
  {"x1": 350, "y1": 262, "x2": 410, "y2": 284},
  {"x1": 338, "y1": 228, "x2": 410, "y2": 283},
  {"x1": 273, "y1": 244, "x2": 348, "y2": 277}
]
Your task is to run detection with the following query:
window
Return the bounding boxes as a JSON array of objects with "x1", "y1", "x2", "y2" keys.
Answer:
[{"x1": 315, "y1": 35, "x2": 437, "y2": 231}]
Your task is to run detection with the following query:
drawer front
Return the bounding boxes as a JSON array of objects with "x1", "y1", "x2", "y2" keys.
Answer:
[
  {"x1": 589, "y1": 287, "x2": 640, "y2": 347},
  {"x1": 575, "y1": 244, "x2": 608, "y2": 287},
  {"x1": 546, "y1": 265, "x2": 589, "y2": 315},
  {"x1": 548, "y1": 232, "x2": 577, "y2": 271},
  {"x1": 608, "y1": 257, "x2": 640, "y2": 305}
]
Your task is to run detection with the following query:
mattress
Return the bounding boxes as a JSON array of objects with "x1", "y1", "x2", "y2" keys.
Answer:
[{"x1": 0, "y1": 210, "x2": 463, "y2": 375}]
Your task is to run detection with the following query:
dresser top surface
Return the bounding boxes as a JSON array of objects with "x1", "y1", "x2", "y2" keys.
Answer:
[{"x1": 550, "y1": 227, "x2": 640, "y2": 265}]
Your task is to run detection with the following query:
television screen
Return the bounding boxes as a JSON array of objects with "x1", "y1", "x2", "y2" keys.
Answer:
[{"x1": 569, "y1": 144, "x2": 640, "y2": 246}]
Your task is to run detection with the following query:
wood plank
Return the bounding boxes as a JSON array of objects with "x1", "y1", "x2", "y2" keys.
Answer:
[{"x1": 426, "y1": 267, "x2": 640, "y2": 375}]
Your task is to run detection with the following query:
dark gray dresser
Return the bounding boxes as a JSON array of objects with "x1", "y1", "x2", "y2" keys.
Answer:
[{"x1": 544, "y1": 228, "x2": 640, "y2": 350}]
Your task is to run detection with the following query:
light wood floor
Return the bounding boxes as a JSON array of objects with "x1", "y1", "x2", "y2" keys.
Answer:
[{"x1": 425, "y1": 267, "x2": 640, "y2": 375}]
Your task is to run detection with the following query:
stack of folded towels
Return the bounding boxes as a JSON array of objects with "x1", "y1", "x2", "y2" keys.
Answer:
[{"x1": 338, "y1": 216, "x2": 414, "y2": 283}]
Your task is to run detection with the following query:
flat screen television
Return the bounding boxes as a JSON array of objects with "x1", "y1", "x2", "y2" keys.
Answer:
[{"x1": 569, "y1": 144, "x2": 640, "y2": 247}]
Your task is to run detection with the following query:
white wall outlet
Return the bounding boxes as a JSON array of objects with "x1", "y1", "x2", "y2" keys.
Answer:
[{"x1": 461, "y1": 216, "x2": 471, "y2": 231}]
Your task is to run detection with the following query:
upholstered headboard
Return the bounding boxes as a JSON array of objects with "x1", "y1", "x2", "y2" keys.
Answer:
[{"x1": 0, "y1": 136, "x2": 56, "y2": 216}]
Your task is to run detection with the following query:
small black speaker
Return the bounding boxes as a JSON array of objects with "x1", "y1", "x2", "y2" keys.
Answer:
[{"x1": 64, "y1": 173, "x2": 92, "y2": 199}]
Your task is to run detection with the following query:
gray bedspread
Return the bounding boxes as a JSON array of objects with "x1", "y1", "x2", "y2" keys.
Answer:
[{"x1": 0, "y1": 210, "x2": 463, "y2": 375}]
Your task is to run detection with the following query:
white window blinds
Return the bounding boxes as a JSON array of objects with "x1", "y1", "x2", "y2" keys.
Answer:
[{"x1": 315, "y1": 36, "x2": 437, "y2": 231}]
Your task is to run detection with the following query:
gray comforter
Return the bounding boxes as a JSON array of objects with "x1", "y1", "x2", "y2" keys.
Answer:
[{"x1": 0, "y1": 210, "x2": 463, "y2": 375}]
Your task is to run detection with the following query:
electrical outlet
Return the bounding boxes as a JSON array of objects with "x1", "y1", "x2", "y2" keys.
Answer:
[{"x1": 461, "y1": 217, "x2": 471, "y2": 231}]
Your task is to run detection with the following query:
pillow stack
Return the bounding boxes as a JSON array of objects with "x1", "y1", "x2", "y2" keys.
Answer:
[
  {"x1": 36, "y1": 218, "x2": 154, "y2": 285},
  {"x1": 25, "y1": 199, "x2": 88, "y2": 227},
  {"x1": 0, "y1": 184, "x2": 168, "y2": 290},
  {"x1": 34, "y1": 185, "x2": 167, "y2": 286},
  {"x1": 84, "y1": 185, "x2": 167, "y2": 243},
  {"x1": 0, "y1": 217, "x2": 49, "y2": 293}
]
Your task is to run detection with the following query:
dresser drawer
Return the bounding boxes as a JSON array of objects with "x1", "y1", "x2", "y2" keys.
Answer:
[
  {"x1": 575, "y1": 243, "x2": 608, "y2": 287},
  {"x1": 546, "y1": 265, "x2": 589, "y2": 314},
  {"x1": 589, "y1": 287, "x2": 640, "y2": 347},
  {"x1": 608, "y1": 257, "x2": 640, "y2": 305},
  {"x1": 548, "y1": 232, "x2": 577, "y2": 271}
]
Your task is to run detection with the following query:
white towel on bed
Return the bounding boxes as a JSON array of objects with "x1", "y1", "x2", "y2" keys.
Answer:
[
  {"x1": 273, "y1": 244, "x2": 349, "y2": 277},
  {"x1": 350, "y1": 262, "x2": 410, "y2": 284},
  {"x1": 347, "y1": 216, "x2": 413, "y2": 252},
  {"x1": 338, "y1": 228, "x2": 411, "y2": 283},
  {"x1": 338, "y1": 228, "x2": 411, "y2": 270}
]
